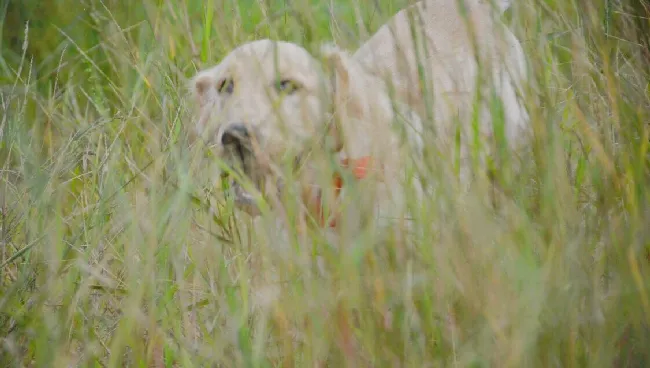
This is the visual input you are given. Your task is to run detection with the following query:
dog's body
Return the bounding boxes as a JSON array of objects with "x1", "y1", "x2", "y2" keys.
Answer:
[
  {"x1": 354, "y1": 0, "x2": 529, "y2": 150},
  {"x1": 190, "y1": 0, "x2": 529, "y2": 239}
]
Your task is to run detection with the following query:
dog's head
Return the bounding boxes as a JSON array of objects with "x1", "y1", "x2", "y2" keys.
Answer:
[{"x1": 190, "y1": 39, "x2": 394, "y2": 215}]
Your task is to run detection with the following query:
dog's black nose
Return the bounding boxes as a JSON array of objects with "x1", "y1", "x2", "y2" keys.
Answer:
[{"x1": 221, "y1": 123, "x2": 249, "y2": 146}]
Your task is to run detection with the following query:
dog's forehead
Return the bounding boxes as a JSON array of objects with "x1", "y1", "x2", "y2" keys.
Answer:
[{"x1": 221, "y1": 40, "x2": 319, "y2": 80}]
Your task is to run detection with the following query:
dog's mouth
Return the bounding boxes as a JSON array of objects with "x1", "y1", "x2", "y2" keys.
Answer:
[
  {"x1": 217, "y1": 133, "x2": 315, "y2": 218},
  {"x1": 222, "y1": 172, "x2": 290, "y2": 216},
  {"x1": 224, "y1": 176, "x2": 261, "y2": 215},
  {"x1": 220, "y1": 143, "x2": 262, "y2": 215},
  {"x1": 220, "y1": 147, "x2": 293, "y2": 217}
]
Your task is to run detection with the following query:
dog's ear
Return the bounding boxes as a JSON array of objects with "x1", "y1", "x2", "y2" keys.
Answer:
[
  {"x1": 190, "y1": 67, "x2": 218, "y2": 108},
  {"x1": 188, "y1": 67, "x2": 222, "y2": 142},
  {"x1": 320, "y1": 44, "x2": 372, "y2": 120},
  {"x1": 319, "y1": 44, "x2": 394, "y2": 154}
]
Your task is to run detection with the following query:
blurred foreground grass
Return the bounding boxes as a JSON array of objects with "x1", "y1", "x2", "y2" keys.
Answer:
[{"x1": 1, "y1": 0, "x2": 650, "y2": 366}]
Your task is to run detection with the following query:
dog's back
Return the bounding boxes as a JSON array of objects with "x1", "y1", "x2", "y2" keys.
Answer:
[{"x1": 353, "y1": 0, "x2": 529, "y2": 153}]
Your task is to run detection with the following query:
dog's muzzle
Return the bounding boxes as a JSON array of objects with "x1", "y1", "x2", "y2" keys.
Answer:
[
  {"x1": 218, "y1": 123, "x2": 256, "y2": 212},
  {"x1": 218, "y1": 122, "x2": 313, "y2": 218},
  {"x1": 219, "y1": 122, "x2": 283, "y2": 216},
  {"x1": 220, "y1": 122, "x2": 251, "y2": 165}
]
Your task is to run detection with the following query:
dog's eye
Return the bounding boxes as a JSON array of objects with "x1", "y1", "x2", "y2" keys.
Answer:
[
  {"x1": 275, "y1": 79, "x2": 300, "y2": 94},
  {"x1": 217, "y1": 78, "x2": 234, "y2": 94}
]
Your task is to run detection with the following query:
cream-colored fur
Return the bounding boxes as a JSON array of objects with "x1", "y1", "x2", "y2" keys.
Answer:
[
  {"x1": 353, "y1": 0, "x2": 529, "y2": 177},
  {"x1": 189, "y1": 0, "x2": 529, "y2": 235}
]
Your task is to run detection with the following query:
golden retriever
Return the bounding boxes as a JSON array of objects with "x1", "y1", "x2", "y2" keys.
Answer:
[{"x1": 189, "y1": 0, "x2": 529, "y2": 235}]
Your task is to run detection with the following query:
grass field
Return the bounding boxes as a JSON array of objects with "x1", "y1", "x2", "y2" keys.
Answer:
[{"x1": 1, "y1": 0, "x2": 650, "y2": 366}]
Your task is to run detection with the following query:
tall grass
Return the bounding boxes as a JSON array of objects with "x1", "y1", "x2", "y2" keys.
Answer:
[{"x1": 1, "y1": 0, "x2": 649, "y2": 366}]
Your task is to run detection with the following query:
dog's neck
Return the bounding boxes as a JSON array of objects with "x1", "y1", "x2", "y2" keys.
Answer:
[
  {"x1": 288, "y1": 58, "x2": 421, "y2": 230},
  {"x1": 296, "y1": 153, "x2": 382, "y2": 230}
]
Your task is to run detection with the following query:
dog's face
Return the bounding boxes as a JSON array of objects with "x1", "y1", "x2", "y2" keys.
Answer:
[
  {"x1": 191, "y1": 40, "x2": 335, "y2": 212},
  {"x1": 191, "y1": 40, "x2": 394, "y2": 215}
]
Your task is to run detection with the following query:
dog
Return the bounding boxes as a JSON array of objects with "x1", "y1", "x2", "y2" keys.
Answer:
[{"x1": 189, "y1": 0, "x2": 530, "y2": 237}]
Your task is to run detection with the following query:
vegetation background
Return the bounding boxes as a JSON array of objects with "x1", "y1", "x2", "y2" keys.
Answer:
[{"x1": 1, "y1": 0, "x2": 649, "y2": 366}]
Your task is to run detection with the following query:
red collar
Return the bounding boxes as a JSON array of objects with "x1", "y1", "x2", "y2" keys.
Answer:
[{"x1": 311, "y1": 156, "x2": 378, "y2": 228}]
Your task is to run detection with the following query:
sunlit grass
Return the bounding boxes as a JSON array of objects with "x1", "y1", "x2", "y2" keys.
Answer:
[{"x1": 1, "y1": 0, "x2": 649, "y2": 366}]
